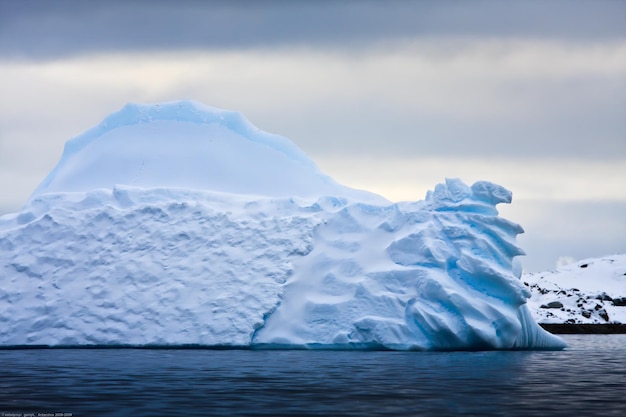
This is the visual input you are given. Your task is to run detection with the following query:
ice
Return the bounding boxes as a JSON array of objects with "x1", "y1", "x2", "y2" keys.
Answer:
[
  {"x1": 0, "y1": 100, "x2": 565, "y2": 350},
  {"x1": 33, "y1": 101, "x2": 386, "y2": 204}
]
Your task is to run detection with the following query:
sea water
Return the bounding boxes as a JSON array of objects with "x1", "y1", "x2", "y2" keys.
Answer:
[{"x1": 1, "y1": 335, "x2": 624, "y2": 416}]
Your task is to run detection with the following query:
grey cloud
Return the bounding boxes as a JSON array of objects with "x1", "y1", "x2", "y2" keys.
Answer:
[
  {"x1": 1, "y1": 0, "x2": 625, "y2": 60},
  {"x1": 504, "y1": 199, "x2": 626, "y2": 272},
  {"x1": 253, "y1": 93, "x2": 626, "y2": 161}
]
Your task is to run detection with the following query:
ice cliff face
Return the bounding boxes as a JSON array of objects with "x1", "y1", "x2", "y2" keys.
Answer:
[
  {"x1": 0, "y1": 100, "x2": 565, "y2": 350},
  {"x1": 254, "y1": 180, "x2": 561, "y2": 350}
]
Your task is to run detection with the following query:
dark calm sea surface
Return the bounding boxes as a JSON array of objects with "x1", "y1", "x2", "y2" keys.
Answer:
[{"x1": 1, "y1": 335, "x2": 625, "y2": 417}]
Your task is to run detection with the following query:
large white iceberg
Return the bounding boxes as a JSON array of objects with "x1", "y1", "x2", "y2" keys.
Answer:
[{"x1": 0, "y1": 100, "x2": 565, "y2": 350}]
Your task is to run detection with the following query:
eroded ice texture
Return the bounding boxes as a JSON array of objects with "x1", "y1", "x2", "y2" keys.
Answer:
[{"x1": 0, "y1": 101, "x2": 564, "y2": 350}]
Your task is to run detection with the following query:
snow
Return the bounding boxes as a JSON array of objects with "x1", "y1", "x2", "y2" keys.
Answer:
[
  {"x1": 525, "y1": 254, "x2": 626, "y2": 324},
  {"x1": 33, "y1": 101, "x2": 385, "y2": 204},
  {"x1": 0, "y1": 100, "x2": 565, "y2": 350}
]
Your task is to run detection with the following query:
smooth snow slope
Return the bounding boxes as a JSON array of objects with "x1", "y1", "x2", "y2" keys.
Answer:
[
  {"x1": 32, "y1": 100, "x2": 386, "y2": 204},
  {"x1": 525, "y1": 254, "x2": 626, "y2": 324},
  {"x1": 0, "y1": 100, "x2": 564, "y2": 350}
]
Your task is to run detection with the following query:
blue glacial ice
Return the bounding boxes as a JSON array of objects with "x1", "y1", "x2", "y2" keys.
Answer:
[{"x1": 0, "y1": 100, "x2": 565, "y2": 350}]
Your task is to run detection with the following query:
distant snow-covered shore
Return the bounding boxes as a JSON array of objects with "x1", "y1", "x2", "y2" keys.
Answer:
[{"x1": 525, "y1": 254, "x2": 626, "y2": 330}]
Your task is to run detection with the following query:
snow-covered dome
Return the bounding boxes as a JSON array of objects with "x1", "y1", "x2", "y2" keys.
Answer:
[{"x1": 33, "y1": 100, "x2": 386, "y2": 203}]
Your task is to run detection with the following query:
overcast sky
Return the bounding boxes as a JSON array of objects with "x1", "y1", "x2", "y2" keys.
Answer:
[{"x1": 1, "y1": 0, "x2": 625, "y2": 271}]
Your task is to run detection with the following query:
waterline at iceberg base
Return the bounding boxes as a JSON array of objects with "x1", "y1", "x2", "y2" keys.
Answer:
[{"x1": 0, "y1": 100, "x2": 565, "y2": 351}]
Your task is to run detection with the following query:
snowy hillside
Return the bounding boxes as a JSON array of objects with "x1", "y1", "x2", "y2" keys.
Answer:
[
  {"x1": 0, "y1": 100, "x2": 565, "y2": 350},
  {"x1": 525, "y1": 254, "x2": 626, "y2": 324}
]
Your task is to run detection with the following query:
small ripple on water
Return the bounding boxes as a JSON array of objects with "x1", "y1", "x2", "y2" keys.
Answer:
[{"x1": 0, "y1": 335, "x2": 625, "y2": 416}]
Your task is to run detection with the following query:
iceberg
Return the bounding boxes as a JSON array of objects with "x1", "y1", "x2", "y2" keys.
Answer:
[{"x1": 0, "y1": 100, "x2": 565, "y2": 350}]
